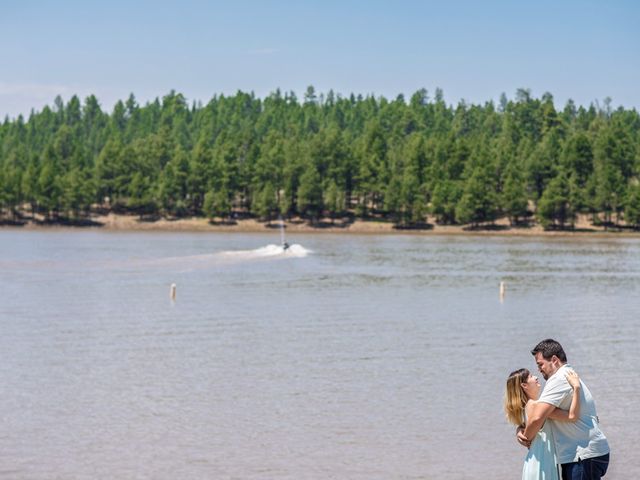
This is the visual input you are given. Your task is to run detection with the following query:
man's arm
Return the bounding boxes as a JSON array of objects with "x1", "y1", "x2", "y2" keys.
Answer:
[
  {"x1": 516, "y1": 426, "x2": 530, "y2": 448},
  {"x1": 520, "y1": 402, "x2": 557, "y2": 442}
]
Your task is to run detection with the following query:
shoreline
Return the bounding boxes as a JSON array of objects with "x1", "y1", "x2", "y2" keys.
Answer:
[{"x1": 3, "y1": 213, "x2": 640, "y2": 237}]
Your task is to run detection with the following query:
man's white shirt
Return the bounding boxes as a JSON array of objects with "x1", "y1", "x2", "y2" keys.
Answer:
[{"x1": 538, "y1": 364, "x2": 610, "y2": 464}]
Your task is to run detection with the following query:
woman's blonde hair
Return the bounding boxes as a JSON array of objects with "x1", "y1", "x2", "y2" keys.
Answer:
[{"x1": 504, "y1": 368, "x2": 529, "y2": 426}]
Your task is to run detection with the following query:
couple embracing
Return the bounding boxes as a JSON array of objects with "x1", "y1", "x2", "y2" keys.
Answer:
[{"x1": 504, "y1": 339, "x2": 610, "y2": 480}]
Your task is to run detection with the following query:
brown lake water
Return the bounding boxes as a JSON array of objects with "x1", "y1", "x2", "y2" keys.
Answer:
[{"x1": 0, "y1": 230, "x2": 638, "y2": 479}]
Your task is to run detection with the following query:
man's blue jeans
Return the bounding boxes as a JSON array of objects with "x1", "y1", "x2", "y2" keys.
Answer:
[{"x1": 562, "y1": 453, "x2": 610, "y2": 479}]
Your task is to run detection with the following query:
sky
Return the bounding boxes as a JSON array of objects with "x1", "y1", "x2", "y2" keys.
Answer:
[{"x1": 1, "y1": 0, "x2": 639, "y2": 118}]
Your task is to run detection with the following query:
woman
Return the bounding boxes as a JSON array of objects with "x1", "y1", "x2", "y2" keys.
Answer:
[{"x1": 504, "y1": 368, "x2": 581, "y2": 480}]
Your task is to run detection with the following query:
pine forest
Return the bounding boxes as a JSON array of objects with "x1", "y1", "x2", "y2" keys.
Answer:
[{"x1": 1, "y1": 87, "x2": 639, "y2": 230}]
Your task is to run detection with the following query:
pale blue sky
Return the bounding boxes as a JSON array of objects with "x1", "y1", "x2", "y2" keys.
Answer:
[{"x1": 1, "y1": 0, "x2": 638, "y2": 118}]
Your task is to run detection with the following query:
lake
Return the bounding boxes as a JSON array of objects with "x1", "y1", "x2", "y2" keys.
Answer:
[{"x1": 1, "y1": 230, "x2": 637, "y2": 479}]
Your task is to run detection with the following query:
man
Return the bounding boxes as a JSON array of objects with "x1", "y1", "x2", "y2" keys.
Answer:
[{"x1": 517, "y1": 339, "x2": 610, "y2": 479}]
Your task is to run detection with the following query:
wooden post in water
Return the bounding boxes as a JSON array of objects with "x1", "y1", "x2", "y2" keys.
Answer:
[
  {"x1": 499, "y1": 281, "x2": 505, "y2": 302},
  {"x1": 170, "y1": 283, "x2": 177, "y2": 301}
]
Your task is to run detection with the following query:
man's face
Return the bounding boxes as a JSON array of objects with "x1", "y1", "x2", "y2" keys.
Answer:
[{"x1": 534, "y1": 352, "x2": 558, "y2": 380}]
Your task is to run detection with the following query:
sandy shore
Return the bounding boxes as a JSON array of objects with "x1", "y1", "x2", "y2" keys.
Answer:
[{"x1": 4, "y1": 212, "x2": 640, "y2": 237}]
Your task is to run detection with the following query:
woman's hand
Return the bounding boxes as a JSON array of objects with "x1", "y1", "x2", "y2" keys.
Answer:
[
  {"x1": 566, "y1": 370, "x2": 581, "y2": 389},
  {"x1": 549, "y1": 370, "x2": 582, "y2": 422}
]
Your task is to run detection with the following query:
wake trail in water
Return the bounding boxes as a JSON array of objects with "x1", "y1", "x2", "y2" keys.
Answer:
[
  {"x1": 217, "y1": 243, "x2": 309, "y2": 259},
  {"x1": 5, "y1": 244, "x2": 311, "y2": 274},
  {"x1": 136, "y1": 243, "x2": 311, "y2": 272}
]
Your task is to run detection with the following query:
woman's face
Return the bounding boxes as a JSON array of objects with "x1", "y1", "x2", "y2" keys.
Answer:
[{"x1": 522, "y1": 373, "x2": 541, "y2": 399}]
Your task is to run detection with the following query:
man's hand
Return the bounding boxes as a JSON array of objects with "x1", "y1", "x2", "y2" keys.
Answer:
[{"x1": 516, "y1": 427, "x2": 531, "y2": 448}]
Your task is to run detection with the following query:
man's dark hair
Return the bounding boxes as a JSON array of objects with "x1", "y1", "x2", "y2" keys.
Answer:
[{"x1": 531, "y1": 338, "x2": 567, "y2": 362}]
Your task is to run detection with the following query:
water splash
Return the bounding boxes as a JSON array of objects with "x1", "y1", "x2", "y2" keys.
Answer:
[
  {"x1": 218, "y1": 243, "x2": 310, "y2": 259},
  {"x1": 131, "y1": 243, "x2": 311, "y2": 272}
]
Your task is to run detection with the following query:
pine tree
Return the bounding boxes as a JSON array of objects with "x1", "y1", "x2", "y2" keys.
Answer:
[
  {"x1": 431, "y1": 179, "x2": 461, "y2": 224},
  {"x1": 252, "y1": 182, "x2": 277, "y2": 223},
  {"x1": 501, "y1": 168, "x2": 529, "y2": 225},
  {"x1": 536, "y1": 170, "x2": 578, "y2": 229},
  {"x1": 625, "y1": 183, "x2": 640, "y2": 229},
  {"x1": 324, "y1": 179, "x2": 345, "y2": 223},
  {"x1": 37, "y1": 162, "x2": 61, "y2": 219},
  {"x1": 455, "y1": 166, "x2": 499, "y2": 227},
  {"x1": 203, "y1": 187, "x2": 231, "y2": 221},
  {"x1": 297, "y1": 164, "x2": 323, "y2": 220}
]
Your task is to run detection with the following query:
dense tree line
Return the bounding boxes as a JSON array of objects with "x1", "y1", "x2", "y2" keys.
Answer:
[{"x1": 1, "y1": 87, "x2": 639, "y2": 229}]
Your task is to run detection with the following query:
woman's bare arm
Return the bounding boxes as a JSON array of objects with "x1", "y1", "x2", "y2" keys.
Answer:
[{"x1": 547, "y1": 370, "x2": 581, "y2": 422}]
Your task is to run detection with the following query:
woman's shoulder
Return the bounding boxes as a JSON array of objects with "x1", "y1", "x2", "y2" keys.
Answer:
[{"x1": 524, "y1": 399, "x2": 537, "y2": 416}]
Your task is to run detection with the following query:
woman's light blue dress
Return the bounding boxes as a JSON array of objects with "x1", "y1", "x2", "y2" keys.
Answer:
[{"x1": 522, "y1": 420, "x2": 560, "y2": 480}]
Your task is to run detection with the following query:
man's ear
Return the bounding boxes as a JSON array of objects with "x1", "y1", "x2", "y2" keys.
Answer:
[{"x1": 551, "y1": 355, "x2": 560, "y2": 365}]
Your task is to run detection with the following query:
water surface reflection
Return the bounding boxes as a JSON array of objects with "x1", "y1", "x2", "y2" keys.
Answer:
[{"x1": 0, "y1": 231, "x2": 637, "y2": 479}]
